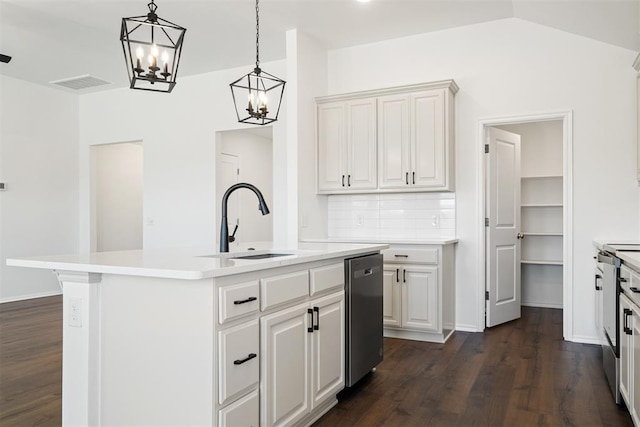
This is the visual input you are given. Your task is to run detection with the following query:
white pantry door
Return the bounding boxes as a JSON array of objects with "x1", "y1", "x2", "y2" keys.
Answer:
[{"x1": 486, "y1": 128, "x2": 521, "y2": 327}]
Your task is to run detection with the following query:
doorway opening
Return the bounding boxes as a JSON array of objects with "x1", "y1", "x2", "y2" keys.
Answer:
[
  {"x1": 480, "y1": 112, "x2": 573, "y2": 339},
  {"x1": 90, "y1": 141, "x2": 143, "y2": 252},
  {"x1": 215, "y1": 127, "x2": 273, "y2": 250}
]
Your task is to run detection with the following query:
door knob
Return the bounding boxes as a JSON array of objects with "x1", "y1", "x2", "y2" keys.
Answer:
[{"x1": 517, "y1": 232, "x2": 525, "y2": 239}]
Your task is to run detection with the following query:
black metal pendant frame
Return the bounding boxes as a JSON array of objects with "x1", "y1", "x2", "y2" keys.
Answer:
[
  {"x1": 230, "y1": 67, "x2": 286, "y2": 126},
  {"x1": 120, "y1": 3, "x2": 186, "y2": 93}
]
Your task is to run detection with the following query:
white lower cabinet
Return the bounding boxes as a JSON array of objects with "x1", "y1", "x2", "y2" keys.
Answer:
[
  {"x1": 215, "y1": 260, "x2": 347, "y2": 427},
  {"x1": 261, "y1": 291, "x2": 345, "y2": 427},
  {"x1": 620, "y1": 293, "x2": 640, "y2": 426},
  {"x1": 381, "y1": 244, "x2": 455, "y2": 343}
]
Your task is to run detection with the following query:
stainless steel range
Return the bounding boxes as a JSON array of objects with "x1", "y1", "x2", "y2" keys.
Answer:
[{"x1": 597, "y1": 242, "x2": 640, "y2": 404}]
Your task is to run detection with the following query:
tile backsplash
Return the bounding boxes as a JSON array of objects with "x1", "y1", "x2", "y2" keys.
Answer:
[{"x1": 327, "y1": 193, "x2": 456, "y2": 239}]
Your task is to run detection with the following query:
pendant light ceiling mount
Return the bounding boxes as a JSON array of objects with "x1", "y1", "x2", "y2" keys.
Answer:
[
  {"x1": 120, "y1": 0, "x2": 186, "y2": 93},
  {"x1": 230, "y1": 0, "x2": 286, "y2": 125}
]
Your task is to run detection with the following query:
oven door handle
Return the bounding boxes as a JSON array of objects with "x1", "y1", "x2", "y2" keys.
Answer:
[{"x1": 597, "y1": 252, "x2": 620, "y2": 266}]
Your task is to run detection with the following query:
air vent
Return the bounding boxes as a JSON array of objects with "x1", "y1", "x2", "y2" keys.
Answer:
[{"x1": 50, "y1": 75, "x2": 111, "y2": 90}]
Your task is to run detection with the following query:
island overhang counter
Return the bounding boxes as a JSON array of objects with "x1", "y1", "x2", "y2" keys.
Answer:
[{"x1": 7, "y1": 242, "x2": 386, "y2": 427}]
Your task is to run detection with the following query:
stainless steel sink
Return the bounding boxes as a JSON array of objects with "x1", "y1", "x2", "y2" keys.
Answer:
[{"x1": 231, "y1": 253, "x2": 292, "y2": 260}]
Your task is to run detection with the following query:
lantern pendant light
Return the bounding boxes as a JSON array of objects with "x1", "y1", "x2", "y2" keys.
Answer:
[
  {"x1": 120, "y1": 0, "x2": 186, "y2": 93},
  {"x1": 230, "y1": 0, "x2": 286, "y2": 125}
]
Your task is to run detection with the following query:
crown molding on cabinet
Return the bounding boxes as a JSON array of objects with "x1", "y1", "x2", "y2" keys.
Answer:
[{"x1": 315, "y1": 79, "x2": 459, "y2": 104}]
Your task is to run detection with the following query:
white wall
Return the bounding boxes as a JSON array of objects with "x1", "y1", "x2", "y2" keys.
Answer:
[
  {"x1": 0, "y1": 75, "x2": 79, "y2": 302},
  {"x1": 93, "y1": 142, "x2": 143, "y2": 252},
  {"x1": 326, "y1": 18, "x2": 639, "y2": 340},
  {"x1": 79, "y1": 60, "x2": 289, "y2": 253},
  {"x1": 217, "y1": 130, "x2": 273, "y2": 244},
  {"x1": 286, "y1": 30, "x2": 329, "y2": 241}
]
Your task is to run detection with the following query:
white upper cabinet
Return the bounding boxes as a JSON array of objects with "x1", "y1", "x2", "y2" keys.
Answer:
[
  {"x1": 316, "y1": 80, "x2": 457, "y2": 194},
  {"x1": 317, "y1": 98, "x2": 377, "y2": 192}
]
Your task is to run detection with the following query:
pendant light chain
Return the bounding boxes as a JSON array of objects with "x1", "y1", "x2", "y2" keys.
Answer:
[{"x1": 255, "y1": 0, "x2": 260, "y2": 69}]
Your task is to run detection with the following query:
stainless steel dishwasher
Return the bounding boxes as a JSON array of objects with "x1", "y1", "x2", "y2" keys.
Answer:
[{"x1": 345, "y1": 253, "x2": 384, "y2": 387}]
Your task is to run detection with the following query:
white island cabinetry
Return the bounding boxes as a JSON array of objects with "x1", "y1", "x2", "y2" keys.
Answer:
[{"x1": 7, "y1": 243, "x2": 384, "y2": 427}]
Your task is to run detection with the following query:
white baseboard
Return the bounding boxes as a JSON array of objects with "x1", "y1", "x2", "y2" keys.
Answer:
[
  {"x1": 455, "y1": 324, "x2": 482, "y2": 333},
  {"x1": 522, "y1": 302, "x2": 563, "y2": 309},
  {"x1": 568, "y1": 334, "x2": 603, "y2": 345},
  {"x1": 0, "y1": 290, "x2": 62, "y2": 304}
]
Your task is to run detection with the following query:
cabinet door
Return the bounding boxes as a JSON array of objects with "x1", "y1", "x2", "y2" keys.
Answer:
[
  {"x1": 346, "y1": 98, "x2": 377, "y2": 190},
  {"x1": 382, "y1": 265, "x2": 401, "y2": 327},
  {"x1": 620, "y1": 295, "x2": 633, "y2": 406},
  {"x1": 378, "y1": 94, "x2": 410, "y2": 189},
  {"x1": 411, "y1": 90, "x2": 446, "y2": 189},
  {"x1": 402, "y1": 265, "x2": 439, "y2": 332},
  {"x1": 310, "y1": 292, "x2": 345, "y2": 409},
  {"x1": 317, "y1": 102, "x2": 347, "y2": 191},
  {"x1": 261, "y1": 302, "x2": 310, "y2": 427},
  {"x1": 632, "y1": 304, "x2": 640, "y2": 426}
]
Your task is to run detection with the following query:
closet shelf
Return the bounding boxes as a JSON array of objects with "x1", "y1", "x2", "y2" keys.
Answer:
[
  {"x1": 521, "y1": 259, "x2": 563, "y2": 266},
  {"x1": 522, "y1": 232, "x2": 563, "y2": 236},
  {"x1": 521, "y1": 203, "x2": 563, "y2": 208}
]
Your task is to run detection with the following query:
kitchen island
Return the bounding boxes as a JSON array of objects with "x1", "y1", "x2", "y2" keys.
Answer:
[{"x1": 7, "y1": 242, "x2": 386, "y2": 427}]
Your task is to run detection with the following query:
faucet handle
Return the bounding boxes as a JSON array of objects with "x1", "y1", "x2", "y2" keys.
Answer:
[{"x1": 228, "y1": 224, "x2": 239, "y2": 243}]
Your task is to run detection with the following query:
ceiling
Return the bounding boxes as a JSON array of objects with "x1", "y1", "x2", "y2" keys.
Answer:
[{"x1": 1, "y1": 0, "x2": 639, "y2": 93}]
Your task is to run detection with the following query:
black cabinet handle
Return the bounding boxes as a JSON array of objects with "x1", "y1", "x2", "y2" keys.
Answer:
[
  {"x1": 394, "y1": 254, "x2": 409, "y2": 258},
  {"x1": 620, "y1": 277, "x2": 628, "y2": 283},
  {"x1": 624, "y1": 309, "x2": 633, "y2": 335},
  {"x1": 631, "y1": 287, "x2": 640, "y2": 293},
  {"x1": 396, "y1": 268, "x2": 399, "y2": 282},
  {"x1": 234, "y1": 296, "x2": 257, "y2": 305},
  {"x1": 403, "y1": 269, "x2": 406, "y2": 283},
  {"x1": 341, "y1": 175, "x2": 345, "y2": 187},
  {"x1": 313, "y1": 307, "x2": 320, "y2": 330},
  {"x1": 307, "y1": 308, "x2": 314, "y2": 333},
  {"x1": 233, "y1": 353, "x2": 257, "y2": 365},
  {"x1": 348, "y1": 175, "x2": 351, "y2": 187},
  {"x1": 412, "y1": 171, "x2": 415, "y2": 185},
  {"x1": 405, "y1": 172, "x2": 409, "y2": 185},
  {"x1": 595, "y1": 274, "x2": 602, "y2": 291}
]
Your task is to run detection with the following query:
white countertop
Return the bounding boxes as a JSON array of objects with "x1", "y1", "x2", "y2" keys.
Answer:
[
  {"x1": 301, "y1": 237, "x2": 458, "y2": 245},
  {"x1": 617, "y1": 251, "x2": 640, "y2": 273},
  {"x1": 6, "y1": 242, "x2": 388, "y2": 280}
]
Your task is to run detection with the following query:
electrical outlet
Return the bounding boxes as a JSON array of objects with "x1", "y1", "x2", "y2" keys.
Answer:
[
  {"x1": 432, "y1": 215, "x2": 440, "y2": 227},
  {"x1": 356, "y1": 215, "x2": 364, "y2": 227},
  {"x1": 69, "y1": 297, "x2": 82, "y2": 328}
]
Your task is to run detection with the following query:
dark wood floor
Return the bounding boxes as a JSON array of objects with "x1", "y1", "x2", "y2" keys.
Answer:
[
  {"x1": 0, "y1": 298, "x2": 632, "y2": 427},
  {"x1": 315, "y1": 307, "x2": 633, "y2": 427}
]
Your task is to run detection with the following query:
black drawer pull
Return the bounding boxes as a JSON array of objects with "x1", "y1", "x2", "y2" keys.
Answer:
[
  {"x1": 394, "y1": 254, "x2": 409, "y2": 258},
  {"x1": 630, "y1": 287, "x2": 640, "y2": 293},
  {"x1": 624, "y1": 309, "x2": 633, "y2": 335},
  {"x1": 233, "y1": 353, "x2": 257, "y2": 365},
  {"x1": 620, "y1": 277, "x2": 628, "y2": 283},
  {"x1": 313, "y1": 307, "x2": 320, "y2": 331},
  {"x1": 234, "y1": 296, "x2": 257, "y2": 305},
  {"x1": 308, "y1": 308, "x2": 314, "y2": 333}
]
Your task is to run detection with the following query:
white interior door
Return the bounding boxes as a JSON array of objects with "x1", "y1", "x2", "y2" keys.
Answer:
[
  {"x1": 486, "y1": 128, "x2": 521, "y2": 327},
  {"x1": 217, "y1": 153, "x2": 240, "y2": 246}
]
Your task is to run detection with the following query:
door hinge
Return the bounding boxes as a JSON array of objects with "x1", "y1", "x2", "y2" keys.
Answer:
[
  {"x1": 485, "y1": 217, "x2": 489, "y2": 227},
  {"x1": 485, "y1": 291, "x2": 489, "y2": 301},
  {"x1": 484, "y1": 144, "x2": 489, "y2": 154},
  {"x1": 237, "y1": 168, "x2": 240, "y2": 175}
]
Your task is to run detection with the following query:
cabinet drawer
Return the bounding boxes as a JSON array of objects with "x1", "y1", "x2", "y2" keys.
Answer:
[
  {"x1": 382, "y1": 248, "x2": 438, "y2": 264},
  {"x1": 260, "y1": 270, "x2": 309, "y2": 311},
  {"x1": 309, "y1": 263, "x2": 344, "y2": 296},
  {"x1": 218, "y1": 320, "x2": 259, "y2": 405},
  {"x1": 219, "y1": 280, "x2": 260, "y2": 324},
  {"x1": 218, "y1": 390, "x2": 259, "y2": 427}
]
